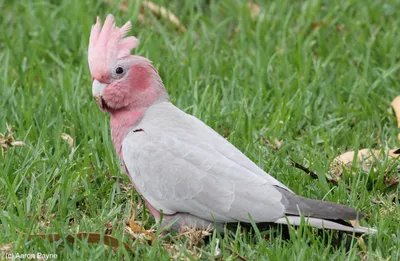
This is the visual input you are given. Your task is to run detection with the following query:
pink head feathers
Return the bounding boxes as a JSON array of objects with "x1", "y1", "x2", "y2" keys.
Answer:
[{"x1": 88, "y1": 15, "x2": 139, "y2": 82}]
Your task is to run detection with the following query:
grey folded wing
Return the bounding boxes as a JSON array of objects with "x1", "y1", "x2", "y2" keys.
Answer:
[{"x1": 122, "y1": 106, "x2": 288, "y2": 223}]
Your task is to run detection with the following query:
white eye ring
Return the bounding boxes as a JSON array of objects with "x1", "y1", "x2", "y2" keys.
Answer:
[{"x1": 112, "y1": 66, "x2": 127, "y2": 79}]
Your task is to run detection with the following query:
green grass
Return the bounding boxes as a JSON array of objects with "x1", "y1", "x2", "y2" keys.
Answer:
[{"x1": 1, "y1": 0, "x2": 400, "y2": 260}]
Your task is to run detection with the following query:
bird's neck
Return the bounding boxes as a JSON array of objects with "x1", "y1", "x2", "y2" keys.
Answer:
[
  {"x1": 110, "y1": 108, "x2": 144, "y2": 160},
  {"x1": 109, "y1": 89, "x2": 169, "y2": 161}
]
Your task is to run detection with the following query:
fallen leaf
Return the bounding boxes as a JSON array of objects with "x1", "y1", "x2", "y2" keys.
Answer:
[
  {"x1": 23, "y1": 232, "x2": 133, "y2": 252},
  {"x1": 0, "y1": 243, "x2": 13, "y2": 254},
  {"x1": 261, "y1": 136, "x2": 284, "y2": 152},
  {"x1": 124, "y1": 226, "x2": 155, "y2": 244},
  {"x1": 273, "y1": 138, "x2": 284, "y2": 151},
  {"x1": 349, "y1": 220, "x2": 360, "y2": 227},
  {"x1": 61, "y1": 133, "x2": 75, "y2": 152},
  {"x1": 311, "y1": 20, "x2": 326, "y2": 30},
  {"x1": 335, "y1": 149, "x2": 400, "y2": 164},
  {"x1": 384, "y1": 176, "x2": 399, "y2": 188},
  {"x1": 104, "y1": 222, "x2": 113, "y2": 235},
  {"x1": 125, "y1": 203, "x2": 156, "y2": 244},
  {"x1": 11, "y1": 141, "x2": 25, "y2": 146},
  {"x1": 391, "y1": 96, "x2": 400, "y2": 140},
  {"x1": 329, "y1": 148, "x2": 400, "y2": 178},
  {"x1": 247, "y1": 2, "x2": 261, "y2": 19},
  {"x1": 0, "y1": 123, "x2": 25, "y2": 156}
]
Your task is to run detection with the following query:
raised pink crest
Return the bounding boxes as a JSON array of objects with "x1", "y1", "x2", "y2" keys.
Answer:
[{"x1": 88, "y1": 14, "x2": 139, "y2": 80}]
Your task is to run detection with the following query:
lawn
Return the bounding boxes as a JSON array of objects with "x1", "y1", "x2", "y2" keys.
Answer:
[{"x1": 1, "y1": 0, "x2": 399, "y2": 260}]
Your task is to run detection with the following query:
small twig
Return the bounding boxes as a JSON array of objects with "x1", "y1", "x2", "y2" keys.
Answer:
[
  {"x1": 105, "y1": 0, "x2": 187, "y2": 33},
  {"x1": 289, "y1": 159, "x2": 319, "y2": 179},
  {"x1": 289, "y1": 158, "x2": 338, "y2": 185}
]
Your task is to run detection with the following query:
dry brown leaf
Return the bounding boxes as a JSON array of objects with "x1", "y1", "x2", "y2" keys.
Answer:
[
  {"x1": 11, "y1": 141, "x2": 25, "y2": 146},
  {"x1": 124, "y1": 225, "x2": 155, "y2": 244},
  {"x1": 384, "y1": 176, "x2": 399, "y2": 187},
  {"x1": 392, "y1": 96, "x2": 400, "y2": 140},
  {"x1": 106, "y1": 0, "x2": 187, "y2": 33},
  {"x1": 0, "y1": 243, "x2": 13, "y2": 254},
  {"x1": 125, "y1": 203, "x2": 156, "y2": 244},
  {"x1": 329, "y1": 148, "x2": 400, "y2": 178},
  {"x1": 274, "y1": 138, "x2": 284, "y2": 150},
  {"x1": 247, "y1": 2, "x2": 261, "y2": 19},
  {"x1": 349, "y1": 220, "x2": 360, "y2": 227},
  {"x1": 61, "y1": 133, "x2": 75, "y2": 152},
  {"x1": 311, "y1": 20, "x2": 326, "y2": 30},
  {"x1": 261, "y1": 136, "x2": 284, "y2": 152},
  {"x1": 104, "y1": 222, "x2": 113, "y2": 235},
  {"x1": 0, "y1": 124, "x2": 25, "y2": 156},
  {"x1": 23, "y1": 232, "x2": 133, "y2": 252},
  {"x1": 335, "y1": 149, "x2": 400, "y2": 164}
]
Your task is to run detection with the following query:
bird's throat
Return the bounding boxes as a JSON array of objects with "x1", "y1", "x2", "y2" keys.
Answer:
[{"x1": 110, "y1": 109, "x2": 144, "y2": 160}]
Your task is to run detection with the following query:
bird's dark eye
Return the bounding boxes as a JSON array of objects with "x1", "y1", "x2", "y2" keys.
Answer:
[{"x1": 115, "y1": 67, "x2": 124, "y2": 74}]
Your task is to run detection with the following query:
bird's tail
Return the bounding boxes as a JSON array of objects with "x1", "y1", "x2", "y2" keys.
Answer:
[{"x1": 274, "y1": 216, "x2": 377, "y2": 234}]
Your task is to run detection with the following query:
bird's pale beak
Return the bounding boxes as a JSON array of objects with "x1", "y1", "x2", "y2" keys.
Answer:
[{"x1": 92, "y1": 79, "x2": 108, "y2": 107}]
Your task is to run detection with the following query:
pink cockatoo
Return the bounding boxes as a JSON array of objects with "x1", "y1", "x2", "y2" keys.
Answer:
[{"x1": 88, "y1": 15, "x2": 375, "y2": 234}]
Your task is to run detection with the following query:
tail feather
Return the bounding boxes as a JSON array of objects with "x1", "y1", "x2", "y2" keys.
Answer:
[
  {"x1": 276, "y1": 186, "x2": 364, "y2": 220},
  {"x1": 275, "y1": 216, "x2": 377, "y2": 234}
]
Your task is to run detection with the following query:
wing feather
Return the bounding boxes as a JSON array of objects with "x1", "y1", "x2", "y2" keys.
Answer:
[{"x1": 122, "y1": 102, "x2": 287, "y2": 222}]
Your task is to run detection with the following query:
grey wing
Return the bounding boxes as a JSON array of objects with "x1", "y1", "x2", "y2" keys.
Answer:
[{"x1": 122, "y1": 127, "x2": 286, "y2": 223}]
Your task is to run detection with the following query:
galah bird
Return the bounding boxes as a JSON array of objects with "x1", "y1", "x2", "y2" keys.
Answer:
[{"x1": 88, "y1": 15, "x2": 375, "y2": 234}]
